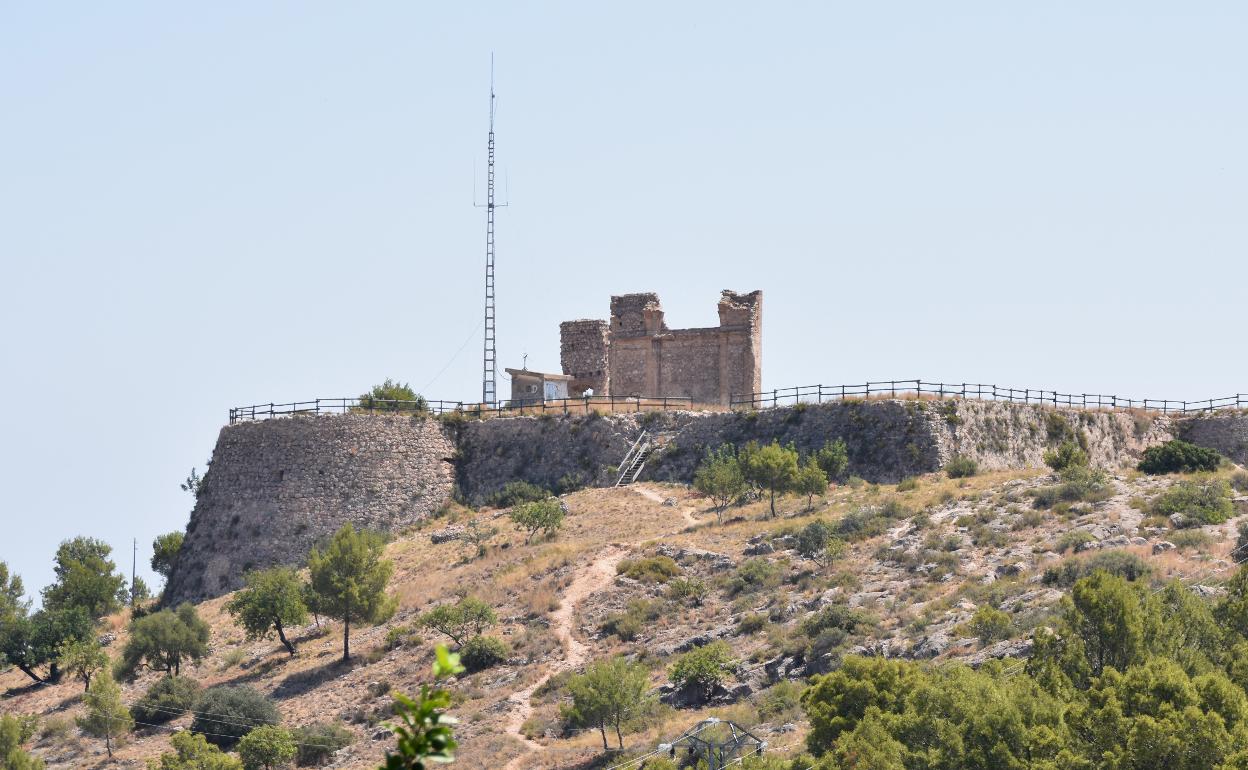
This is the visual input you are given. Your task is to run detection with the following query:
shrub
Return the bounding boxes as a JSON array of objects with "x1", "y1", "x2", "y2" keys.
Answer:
[
  {"x1": 616, "y1": 556, "x2": 681, "y2": 584},
  {"x1": 131, "y1": 675, "x2": 202, "y2": 724},
  {"x1": 191, "y1": 686, "x2": 281, "y2": 748},
  {"x1": 725, "y1": 558, "x2": 783, "y2": 596},
  {"x1": 1152, "y1": 478, "x2": 1234, "y2": 526},
  {"x1": 896, "y1": 477, "x2": 920, "y2": 492},
  {"x1": 736, "y1": 613, "x2": 768, "y2": 635},
  {"x1": 151, "y1": 731, "x2": 244, "y2": 770},
  {"x1": 814, "y1": 440, "x2": 850, "y2": 482},
  {"x1": 1042, "y1": 550, "x2": 1152, "y2": 587},
  {"x1": 357, "y1": 379, "x2": 426, "y2": 413},
  {"x1": 968, "y1": 606, "x2": 1013, "y2": 643},
  {"x1": 755, "y1": 680, "x2": 804, "y2": 723},
  {"x1": 668, "y1": 641, "x2": 734, "y2": 700},
  {"x1": 459, "y1": 635, "x2": 508, "y2": 672},
  {"x1": 1044, "y1": 440, "x2": 1089, "y2": 472},
  {"x1": 666, "y1": 577, "x2": 709, "y2": 606},
  {"x1": 1033, "y1": 467, "x2": 1113, "y2": 509},
  {"x1": 1137, "y1": 440, "x2": 1223, "y2": 475},
  {"x1": 600, "y1": 600, "x2": 663, "y2": 641},
  {"x1": 1233, "y1": 471, "x2": 1248, "y2": 493},
  {"x1": 1169, "y1": 529, "x2": 1213, "y2": 551},
  {"x1": 490, "y1": 481, "x2": 551, "y2": 508},
  {"x1": 1055, "y1": 530, "x2": 1097, "y2": 554},
  {"x1": 945, "y1": 456, "x2": 978, "y2": 479},
  {"x1": 238, "y1": 725, "x2": 296, "y2": 770},
  {"x1": 291, "y1": 722, "x2": 354, "y2": 766},
  {"x1": 384, "y1": 624, "x2": 423, "y2": 651}
]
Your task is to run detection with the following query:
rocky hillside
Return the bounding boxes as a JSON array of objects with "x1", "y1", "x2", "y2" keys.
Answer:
[{"x1": 5, "y1": 460, "x2": 1248, "y2": 768}]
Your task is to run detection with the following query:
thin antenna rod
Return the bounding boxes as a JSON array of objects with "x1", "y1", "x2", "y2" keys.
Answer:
[
  {"x1": 131, "y1": 538, "x2": 137, "y2": 608},
  {"x1": 480, "y1": 54, "x2": 500, "y2": 406}
]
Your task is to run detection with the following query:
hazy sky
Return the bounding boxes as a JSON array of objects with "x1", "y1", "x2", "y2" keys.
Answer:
[{"x1": 2, "y1": 3, "x2": 1245, "y2": 602}]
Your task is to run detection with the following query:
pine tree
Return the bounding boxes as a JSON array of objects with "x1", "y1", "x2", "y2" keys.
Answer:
[
  {"x1": 78, "y1": 670, "x2": 133, "y2": 758},
  {"x1": 307, "y1": 524, "x2": 396, "y2": 661}
]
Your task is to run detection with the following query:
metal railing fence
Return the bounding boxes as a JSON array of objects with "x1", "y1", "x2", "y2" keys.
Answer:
[{"x1": 728, "y1": 380, "x2": 1247, "y2": 415}]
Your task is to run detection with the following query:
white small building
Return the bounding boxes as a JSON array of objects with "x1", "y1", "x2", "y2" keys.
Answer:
[{"x1": 506, "y1": 368, "x2": 573, "y2": 406}]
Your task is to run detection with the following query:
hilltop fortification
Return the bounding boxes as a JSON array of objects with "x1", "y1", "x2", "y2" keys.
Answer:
[{"x1": 559, "y1": 289, "x2": 762, "y2": 406}]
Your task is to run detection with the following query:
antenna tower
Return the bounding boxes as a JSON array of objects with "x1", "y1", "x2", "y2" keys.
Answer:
[{"x1": 478, "y1": 56, "x2": 504, "y2": 406}]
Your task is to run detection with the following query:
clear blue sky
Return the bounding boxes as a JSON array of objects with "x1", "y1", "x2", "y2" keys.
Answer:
[{"x1": 2, "y1": 3, "x2": 1245, "y2": 602}]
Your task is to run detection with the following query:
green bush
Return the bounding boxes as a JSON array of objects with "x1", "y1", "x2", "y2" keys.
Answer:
[
  {"x1": 616, "y1": 556, "x2": 681, "y2": 584},
  {"x1": 357, "y1": 379, "x2": 427, "y2": 413},
  {"x1": 191, "y1": 686, "x2": 281, "y2": 748},
  {"x1": 725, "y1": 558, "x2": 784, "y2": 596},
  {"x1": 1042, "y1": 550, "x2": 1152, "y2": 587},
  {"x1": 1169, "y1": 529, "x2": 1213, "y2": 551},
  {"x1": 131, "y1": 676, "x2": 201, "y2": 724},
  {"x1": 291, "y1": 722, "x2": 354, "y2": 766},
  {"x1": 238, "y1": 725, "x2": 296, "y2": 770},
  {"x1": 1233, "y1": 471, "x2": 1248, "y2": 493},
  {"x1": 490, "y1": 481, "x2": 551, "y2": 508},
  {"x1": 945, "y1": 456, "x2": 978, "y2": 479},
  {"x1": 600, "y1": 600, "x2": 663, "y2": 641},
  {"x1": 1138, "y1": 440, "x2": 1223, "y2": 475},
  {"x1": 736, "y1": 613, "x2": 768, "y2": 635},
  {"x1": 668, "y1": 641, "x2": 734, "y2": 699},
  {"x1": 666, "y1": 577, "x2": 709, "y2": 606},
  {"x1": 1044, "y1": 440, "x2": 1089, "y2": 472},
  {"x1": 384, "y1": 624, "x2": 422, "y2": 651},
  {"x1": 459, "y1": 635, "x2": 509, "y2": 672},
  {"x1": 754, "y1": 680, "x2": 804, "y2": 723},
  {"x1": 1033, "y1": 467, "x2": 1113, "y2": 509},
  {"x1": 1055, "y1": 530, "x2": 1097, "y2": 554},
  {"x1": 1152, "y1": 478, "x2": 1234, "y2": 526},
  {"x1": 968, "y1": 606, "x2": 1013, "y2": 643},
  {"x1": 896, "y1": 477, "x2": 920, "y2": 492}
]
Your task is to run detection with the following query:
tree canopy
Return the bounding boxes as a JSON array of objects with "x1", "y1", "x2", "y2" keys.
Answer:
[
  {"x1": 41, "y1": 536, "x2": 126, "y2": 618},
  {"x1": 307, "y1": 524, "x2": 396, "y2": 661},
  {"x1": 117, "y1": 604, "x2": 210, "y2": 678},
  {"x1": 225, "y1": 567, "x2": 309, "y2": 656}
]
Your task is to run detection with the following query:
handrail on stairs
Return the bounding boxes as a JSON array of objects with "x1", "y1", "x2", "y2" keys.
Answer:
[{"x1": 615, "y1": 430, "x2": 650, "y2": 487}]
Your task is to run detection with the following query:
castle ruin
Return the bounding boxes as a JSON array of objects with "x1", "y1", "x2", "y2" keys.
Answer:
[{"x1": 559, "y1": 289, "x2": 762, "y2": 406}]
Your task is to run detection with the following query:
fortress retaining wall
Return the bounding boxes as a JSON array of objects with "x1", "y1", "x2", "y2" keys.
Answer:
[
  {"x1": 163, "y1": 414, "x2": 454, "y2": 605},
  {"x1": 170, "y1": 400, "x2": 1243, "y2": 604}
]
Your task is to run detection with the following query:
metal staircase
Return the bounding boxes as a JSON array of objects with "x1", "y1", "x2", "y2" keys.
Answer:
[{"x1": 615, "y1": 430, "x2": 675, "y2": 487}]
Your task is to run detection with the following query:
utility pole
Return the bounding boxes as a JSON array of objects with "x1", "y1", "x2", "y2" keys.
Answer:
[{"x1": 130, "y1": 538, "x2": 137, "y2": 608}]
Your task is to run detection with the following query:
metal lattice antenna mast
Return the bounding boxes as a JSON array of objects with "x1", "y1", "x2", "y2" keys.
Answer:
[{"x1": 479, "y1": 56, "x2": 501, "y2": 406}]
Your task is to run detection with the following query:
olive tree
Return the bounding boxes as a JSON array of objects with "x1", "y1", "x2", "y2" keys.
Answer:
[{"x1": 226, "y1": 567, "x2": 309, "y2": 656}]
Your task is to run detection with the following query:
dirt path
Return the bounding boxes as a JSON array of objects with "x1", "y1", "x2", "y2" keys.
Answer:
[
  {"x1": 502, "y1": 546, "x2": 626, "y2": 770},
  {"x1": 501, "y1": 486, "x2": 704, "y2": 768},
  {"x1": 633, "y1": 484, "x2": 703, "y2": 527}
]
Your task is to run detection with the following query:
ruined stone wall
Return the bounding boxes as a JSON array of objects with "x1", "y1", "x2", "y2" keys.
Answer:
[
  {"x1": 163, "y1": 414, "x2": 455, "y2": 605},
  {"x1": 1180, "y1": 412, "x2": 1248, "y2": 465},
  {"x1": 572, "y1": 290, "x2": 762, "y2": 405},
  {"x1": 559, "y1": 320, "x2": 610, "y2": 396},
  {"x1": 169, "y1": 400, "x2": 1244, "y2": 603}
]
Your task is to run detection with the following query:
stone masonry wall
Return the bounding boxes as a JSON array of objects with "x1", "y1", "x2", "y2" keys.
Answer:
[
  {"x1": 169, "y1": 400, "x2": 1241, "y2": 603},
  {"x1": 559, "y1": 320, "x2": 610, "y2": 396},
  {"x1": 163, "y1": 413, "x2": 455, "y2": 605},
  {"x1": 1180, "y1": 412, "x2": 1248, "y2": 466}
]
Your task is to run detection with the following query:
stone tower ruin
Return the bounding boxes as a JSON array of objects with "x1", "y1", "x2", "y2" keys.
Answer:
[{"x1": 559, "y1": 289, "x2": 762, "y2": 406}]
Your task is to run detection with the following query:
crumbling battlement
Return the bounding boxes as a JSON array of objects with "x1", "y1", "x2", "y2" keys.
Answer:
[
  {"x1": 561, "y1": 289, "x2": 763, "y2": 406},
  {"x1": 559, "y1": 319, "x2": 610, "y2": 396}
]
